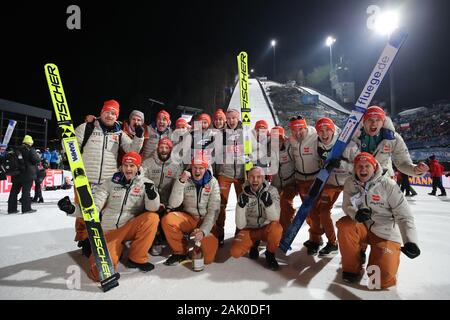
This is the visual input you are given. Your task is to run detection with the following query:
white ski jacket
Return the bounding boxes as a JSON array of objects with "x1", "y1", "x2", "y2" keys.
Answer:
[
  {"x1": 342, "y1": 162, "x2": 418, "y2": 245},
  {"x1": 75, "y1": 120, "x2": 144, "y2": 185},
  {"x1": 235, "y1": 181, "x2": 280, "y2": 229},
  {"x1": 74, "y1": 172, "x2": 160, "y2": 231},
  {"x1": 168, "y1": 170, "x2": 220, "y2": 236}
]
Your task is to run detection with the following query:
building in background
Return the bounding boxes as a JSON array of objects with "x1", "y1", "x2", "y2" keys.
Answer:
[
  {"x1": 0, "y1": 99, "x2": 52, "y2": 149},
  {"x1": 330, "y1": 57, "x2": 355, "y2": 105}
]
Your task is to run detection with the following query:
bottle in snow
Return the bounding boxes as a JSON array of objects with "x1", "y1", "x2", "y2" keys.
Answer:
[{"x1": 192, "y1": 240, "x2": 204, "y2": 272}]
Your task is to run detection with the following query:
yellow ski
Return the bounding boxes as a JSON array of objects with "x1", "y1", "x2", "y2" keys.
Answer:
[{"x1": 44, "y1": 63, "x2": 120, "y2": 292}]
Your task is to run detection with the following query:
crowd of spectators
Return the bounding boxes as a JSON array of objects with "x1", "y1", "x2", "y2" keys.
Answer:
[{"x1": 393, "y1": 102, "x2": 450, "y2": 150}]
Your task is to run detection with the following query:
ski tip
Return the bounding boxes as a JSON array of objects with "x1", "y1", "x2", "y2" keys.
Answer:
[
  {"x1": 389, "y1": 27, "x2": 408, "y2": 48},
  {"x1": 237, "y1": 51, "x2": 248, "y2": 58}
]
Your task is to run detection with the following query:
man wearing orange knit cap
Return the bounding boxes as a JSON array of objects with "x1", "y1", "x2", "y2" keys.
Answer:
[
  {"x1": 58, "y1": 151, "x2": 161, "y2": 281},
  {"x1": 141, "y1": 109, "x2": 173, "y2": 160},
  {"x1": 337, "y1": 152, "x2": 420, "y2": 288},
  {"x1": 73, "y1": 99, "x2": 144, "y2": 256},
  {"x1": 213, "y1": 108, "x2": 226, "y2": 130},
  {"x1": 161, "y1": 156, "x2": 220, "y2": 266},
  {"x1": 305, "y1": 117, "x2": 351, "y2": 256}
]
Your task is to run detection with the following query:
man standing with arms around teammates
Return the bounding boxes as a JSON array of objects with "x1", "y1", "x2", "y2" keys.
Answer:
[
  {"x1": 73, "y1": 100, "x2": 144, "y2": 255},
  {"x1": 214, "y1": 108, "x2": 246, "y2": 247}
]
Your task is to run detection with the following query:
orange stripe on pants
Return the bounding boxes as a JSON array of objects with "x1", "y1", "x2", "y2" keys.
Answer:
[
  {"x1": 336, "y1": 216, "x2": 401, "y2": 289},
  {"x1": 161, "y1": 211, "x2": 218, "y2": 264},
  {"x1": 89, "y1": 211, "x2": 159, "y2": 281},
  {"x1": 230, "y1": 221, "x2": 283, "y2": 258},
  {"x1": 215, "y1": 175, "x2": 244, "y2": 238},
  {"x1": 308, "y1": 185, "x2": 342, "y2": 245},
  {"x1": 278, "y1": 183, "x2": 297, "y2": 235}
]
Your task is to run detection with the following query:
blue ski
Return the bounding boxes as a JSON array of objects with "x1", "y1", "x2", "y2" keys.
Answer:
[{"x1": 279, "y1": 28, "x2": 408, "y2": 253}]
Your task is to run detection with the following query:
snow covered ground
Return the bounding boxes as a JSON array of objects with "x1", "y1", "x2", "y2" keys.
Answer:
[{"x1": 0, "y1": 186, "x2": 449, "y2": 300}]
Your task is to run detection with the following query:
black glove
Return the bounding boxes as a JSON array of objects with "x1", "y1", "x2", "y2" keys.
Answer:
[
  {"x1": 238, "y1": 193, "x2": 249, "y2": 208},
  {"x1": 355, "y1": 208, "x2": 371, "y2": 223},
  {"x1": 260, "y1": 191, "x2": 273, "y2": 207},
  {"x1": 134, "y1": 125, "x2": 144, "y2": 138},
  {"x1": 144, "y1": 182, "x2": 158, "y2": 200},
  {"x1": 401, "y1": 242, "x2": 421, "y2": 259},
  {"x1": 58, "y1": 196, "x2": 75, "y2": 214},
  {"x1": 325, "y1": 158, "x2": 341, "y2": 170}
]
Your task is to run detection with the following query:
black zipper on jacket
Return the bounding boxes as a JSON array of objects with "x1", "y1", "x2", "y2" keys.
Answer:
[
  {"x1": 98, "y1": 134, "x2": 107, "y2": 184},
  {"x1": 159, "y1": 162, "x2": 165, "y2": 193},
  {"x1": 116, "y1": 182, "x2": 133, "y2": 228},
  {"x1": 256, "y1": 189, "x2": 263, "y2": 227},
  {"x1": 196, "y1": 184, "x2": 203, "y2": 218}
]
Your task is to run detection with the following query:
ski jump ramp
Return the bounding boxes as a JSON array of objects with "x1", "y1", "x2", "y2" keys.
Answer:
[{"x1": 228, "y1": 78, "x2": 277, "y2": 127}]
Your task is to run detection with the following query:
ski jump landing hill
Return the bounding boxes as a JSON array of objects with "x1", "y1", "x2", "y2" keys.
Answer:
[
  {"x1": 227, "y1": 78, "x2": 279, "y2": 127},
  {"x1": 227, "y1": 77, "x2": 350, "y2": 129}
]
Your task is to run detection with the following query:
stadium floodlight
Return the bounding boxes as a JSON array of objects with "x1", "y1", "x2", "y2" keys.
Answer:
[{"x1": 374, "y1": 10, "x2": 399, "y2": 36}]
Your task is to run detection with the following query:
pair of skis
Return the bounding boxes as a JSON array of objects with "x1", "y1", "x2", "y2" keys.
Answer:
[
  {"x1": 279, "y1": 29, "x2": 408, "y2": 253},
  {"x1": 44, "y1": 64, "x2": 120, "y2": 292}
]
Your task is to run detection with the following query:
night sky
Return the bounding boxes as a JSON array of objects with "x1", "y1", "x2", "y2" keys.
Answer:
[{"x1": 1, "y1": 0, "x2": 449, "y2": 130}]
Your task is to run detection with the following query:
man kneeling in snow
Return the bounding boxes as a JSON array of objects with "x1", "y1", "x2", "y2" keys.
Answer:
[
  {"x1": 337, "y1": 152, "x2": 420, "y2": 289},
  {"x1": 230, "y1": 166, "x2": 282, "y2": 271},
  {"x1": 57, "y1": 151, "x2": 160, "y2": 281}
]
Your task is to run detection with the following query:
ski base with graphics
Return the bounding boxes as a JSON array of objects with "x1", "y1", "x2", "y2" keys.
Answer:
[
  {"x1": 44, "y1": 63, "x2": 120, "y2": 292},
  {"x1": 279, "y1": 28, "x2": 408, "y2": 253},
  {"x1": 237, "y1": 51, "x2": 253, "y2": 174}
]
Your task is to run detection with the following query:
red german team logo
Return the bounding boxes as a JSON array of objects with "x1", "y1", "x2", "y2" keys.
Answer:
[
  {"x1": 372, "y1": 195, "x2": 381, "y2": 201},
  {"x1": 133, "y1": 187, "x2": 141, "y2": 193},
  {"x1": 304, "y1": 147, "x2": 310, "y2": 153},
  {"x1": 383, "y1": 144, "x2": 391, "y2": 152},
  {"x1": 167, "y1": 170, "x2": 172, "y2": 177},
  {"x1": 204, "y1": 186, "x2": 211, "y2": 193}
]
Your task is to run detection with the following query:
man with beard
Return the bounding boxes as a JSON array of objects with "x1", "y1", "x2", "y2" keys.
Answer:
[
  {"x1": 120, "y1": 110, "x2": 147, "y2": 162},
  {"x1": 141, "y1": 137, "x2": 183, "y2": 255},
  {"x1": 141, "y1": 110, "x2": 173, "y2": 160},
  {"x1": 73, "y1": 100, "x2": 144, "y2": 256},
  {"x1": 161, "y1": 156, "x2": 220, "y2": 266},
  {"x1": 58, "y1": 152, "x2": 161, "y2": 281},
  {"x1": 230, "y1": 166, "x2": 282, "y2": 271}
]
